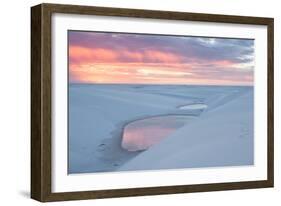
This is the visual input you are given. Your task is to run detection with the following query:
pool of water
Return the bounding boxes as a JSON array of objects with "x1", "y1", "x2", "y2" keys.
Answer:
[
  {"x1": 179, "y1": 103, "x2": 208, "y2": 110},
  {"x1": 121, "y1": 115, "x2": 196, "y2": 152}
]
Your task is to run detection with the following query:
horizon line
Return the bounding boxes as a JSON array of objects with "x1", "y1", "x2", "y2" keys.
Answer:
[{"x1": 68, "y1": 82, "x2": 253, "y2": 87}]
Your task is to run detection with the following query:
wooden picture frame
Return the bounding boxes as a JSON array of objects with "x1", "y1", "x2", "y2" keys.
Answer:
[{"x1": 31, "y1": 3, "x2": 274, "y2": 202}]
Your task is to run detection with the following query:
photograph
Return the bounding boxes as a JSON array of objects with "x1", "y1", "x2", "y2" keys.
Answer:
[
  {"x1": 31, "y1": 3, "x2": 273, "y2": 201},
  {"x1": 68, "y1": 30, "x2": 254, "y2": 174}
]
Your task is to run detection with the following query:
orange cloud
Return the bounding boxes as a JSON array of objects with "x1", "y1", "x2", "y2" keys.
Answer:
[
  {"x1": 69, "y1": 46, "x2": 252, "y2": 86},
  {"x1": 69, "y1": 46, "x2": 118, "y2": 63},
  {"x1": 144, "y1": 50, "x2": 182, "y2": 63},
  {"x1": 69, "y1": 45, "x2": 183, "y2": 65},
  {"x1": 69, "y1": 61, "x2": 253, "y2": 85}
]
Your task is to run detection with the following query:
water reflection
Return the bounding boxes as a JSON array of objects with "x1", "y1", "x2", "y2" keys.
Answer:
[
  {"x1": 179, "y1": 103, "x2": 208, "y2": 110},
  {"x1": 121, "y1": 115, "x2": 195, "y2": 152}
]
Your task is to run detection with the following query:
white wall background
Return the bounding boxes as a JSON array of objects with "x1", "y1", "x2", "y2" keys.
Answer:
[{"x1": 0, "y1": 0, "x2": 279, "y2": 205}]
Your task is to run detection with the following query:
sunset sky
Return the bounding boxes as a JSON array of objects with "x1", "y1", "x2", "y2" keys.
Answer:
[{"x1": 68, "y1": 31, "x2": 254, "y2": 85}]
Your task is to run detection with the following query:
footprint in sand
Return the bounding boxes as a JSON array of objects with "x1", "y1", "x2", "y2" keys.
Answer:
[{"x1": 97, "y1": 143, "x2": 107, "y2": 151}]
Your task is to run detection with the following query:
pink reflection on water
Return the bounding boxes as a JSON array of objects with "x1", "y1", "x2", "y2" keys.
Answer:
[{"x1": 121, "y1": 115, "x2": 194, "y2": 151}]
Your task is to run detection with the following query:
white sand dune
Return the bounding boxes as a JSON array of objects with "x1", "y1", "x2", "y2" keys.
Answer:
[
  {"x1": 178, "y1": 103, "x2": 208, "y2": 110},
  {"x1": 119, "y1": 91, "x2": 253, "y2": 171},
  {"x1": 68, "y1": 84, "x2": 253, "y2": 174}
]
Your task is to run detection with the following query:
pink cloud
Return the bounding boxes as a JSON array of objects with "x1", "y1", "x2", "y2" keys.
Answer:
[
  {"x1": 69, "y1": 46, "x2": 118, "y2": 63},
  {"x1": 68, "y1": 33, "x2": 253, "y2": 86}
]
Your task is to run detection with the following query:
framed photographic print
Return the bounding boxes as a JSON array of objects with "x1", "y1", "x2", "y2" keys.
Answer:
[{"x1": 31, "y1": 3, "x2": 274, "y2": 202}]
